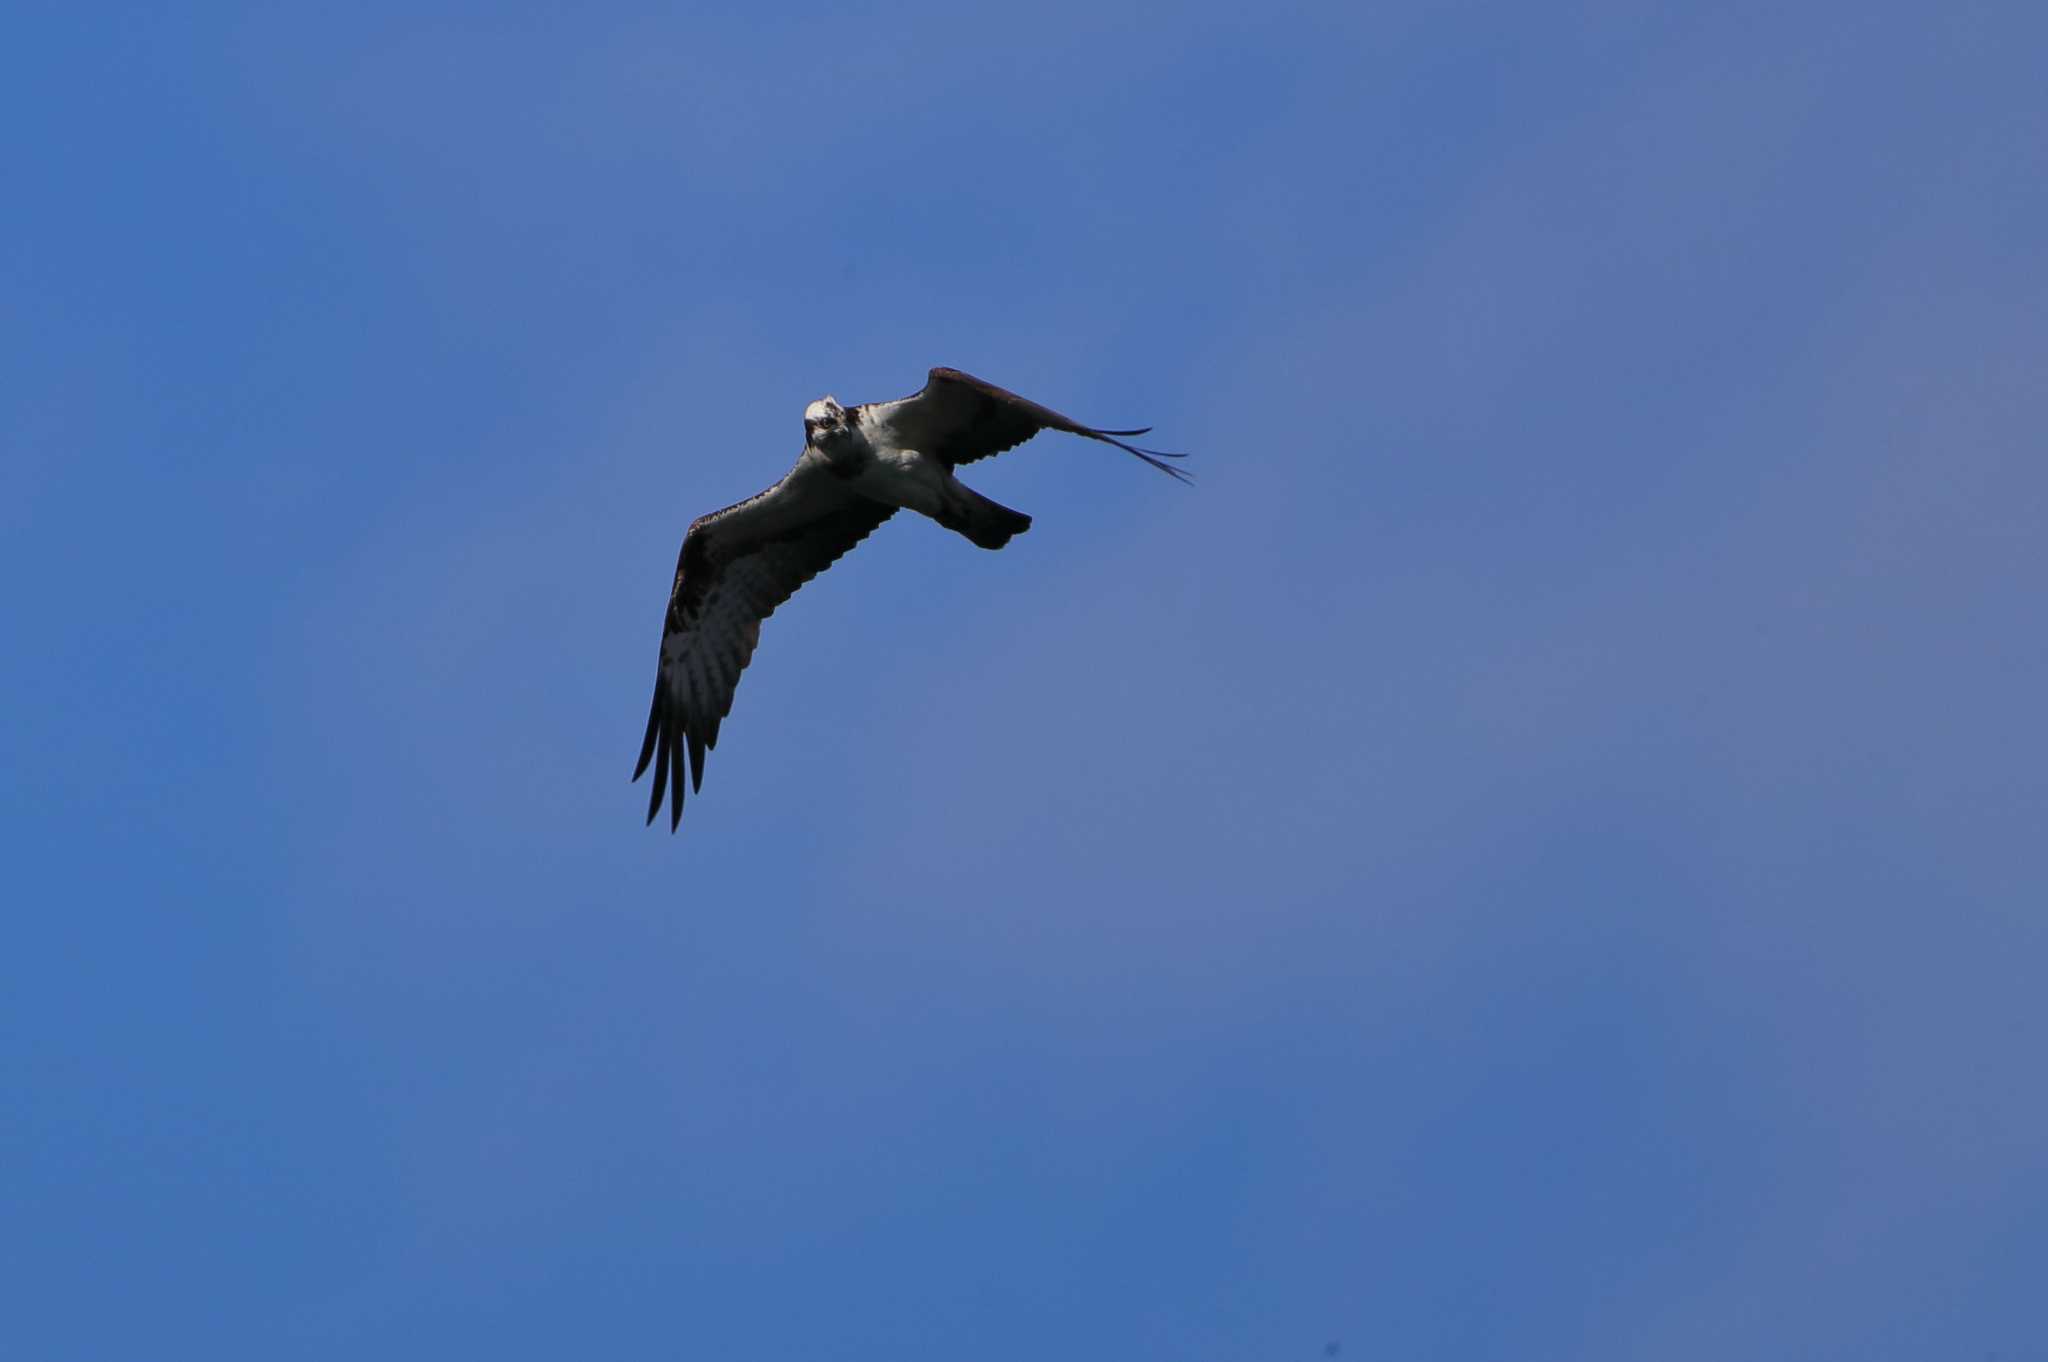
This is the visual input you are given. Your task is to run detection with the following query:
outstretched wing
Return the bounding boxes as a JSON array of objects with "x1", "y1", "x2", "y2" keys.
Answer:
[
  {"x1": 856, "y1": 367, "x2": 1191, "y2": 483},
  {"x1": 633, "y1": 474, "x2": 896, "y2": 831}
]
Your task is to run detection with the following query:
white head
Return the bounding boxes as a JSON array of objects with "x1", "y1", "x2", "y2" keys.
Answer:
[{"x1": 803, "y1": 396, "x2": 849, "y2": 446}]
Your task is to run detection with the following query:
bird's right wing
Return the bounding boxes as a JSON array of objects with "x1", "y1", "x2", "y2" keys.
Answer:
[{"x1": 634, "y1": 473, "x2": 896, "y2": 830}]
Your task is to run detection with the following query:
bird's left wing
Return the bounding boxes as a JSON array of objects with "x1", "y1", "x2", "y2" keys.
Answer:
[
  {"x1": 856, "y1": 367, "x2": 1191, "y2": 482},
  {"x1": 634, "y1": 475, "x2": 896, "y2": 830}
]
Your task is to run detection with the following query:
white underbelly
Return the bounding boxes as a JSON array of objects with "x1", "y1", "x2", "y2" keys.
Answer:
[{"x1": 850, "y1": 446, "x2": 951, "y2": 514}]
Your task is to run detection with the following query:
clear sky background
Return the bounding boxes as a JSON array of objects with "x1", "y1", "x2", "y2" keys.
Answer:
[{"x1": 6, "y1": 3, "x2": 2045, "y2": 1358}]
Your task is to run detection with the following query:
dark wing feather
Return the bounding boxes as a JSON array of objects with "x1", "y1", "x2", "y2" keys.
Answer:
[
  {"x1": 633, "y1": 486, "x2": 896, "y2": 831},
  {"x1": 859, "y1": 367, "x2": 1191, "y2": 482}
]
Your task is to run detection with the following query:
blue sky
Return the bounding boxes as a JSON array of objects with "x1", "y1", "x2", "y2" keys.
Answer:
[{"x1": 6, "y1": 2, "x2": 2045, "y2": 1357}]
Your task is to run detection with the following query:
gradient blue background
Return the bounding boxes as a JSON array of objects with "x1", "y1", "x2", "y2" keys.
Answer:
[{"x1": 7, "y1": 3, "x2": 2045, "y2": 1357}]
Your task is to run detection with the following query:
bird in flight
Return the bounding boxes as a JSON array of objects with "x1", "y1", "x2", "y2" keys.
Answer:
[{"x1": 633, "y1": 366, "x2": 1189, "y2": 830}]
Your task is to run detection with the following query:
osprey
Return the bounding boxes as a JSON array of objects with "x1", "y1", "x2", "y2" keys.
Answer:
[{"x1": 633, "y1": 366, "x2": 1189, "y2": 830}]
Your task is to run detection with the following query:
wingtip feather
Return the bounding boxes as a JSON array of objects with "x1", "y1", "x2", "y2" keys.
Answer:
[
  {"x1": 633, "y1": 682, "x2": 662, "y2": 780},
  {"x1": 644, "y1": 721, "x2": 669, "y2": 825},
  {"x1": 668, "y1": 722, "x2": 686, "y2": 832},
  {"x1": 1102, "y1": 433, "x2": 1195, "y2": 484}
]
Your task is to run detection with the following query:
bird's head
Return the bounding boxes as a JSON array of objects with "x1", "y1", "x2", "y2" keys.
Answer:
[{"x1": 803, "y1": 396, "x2": 850, "y2": 447}]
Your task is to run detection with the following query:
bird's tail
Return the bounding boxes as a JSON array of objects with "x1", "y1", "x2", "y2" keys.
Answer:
[{"x1": 940, "y1": 484, "x2": 1032, "y2": 550}]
